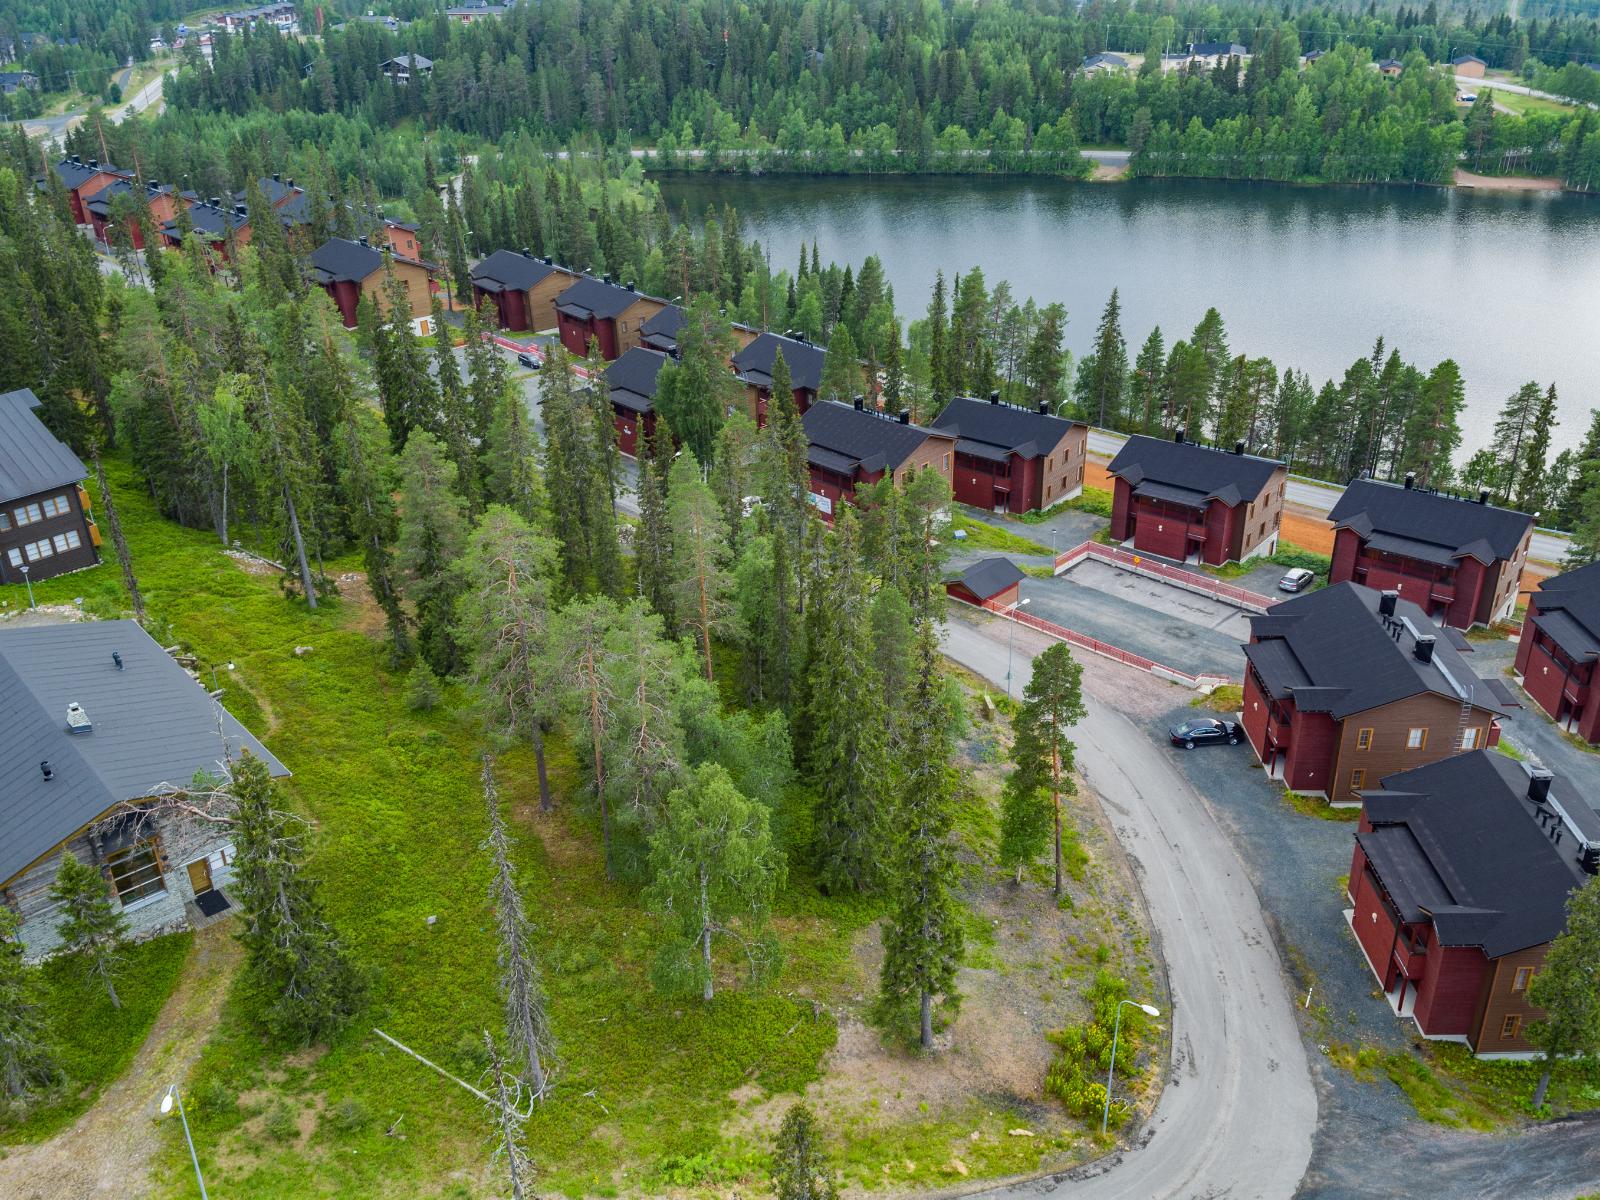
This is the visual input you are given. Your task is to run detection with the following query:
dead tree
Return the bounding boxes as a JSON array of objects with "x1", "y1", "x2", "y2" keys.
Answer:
[{"x1": 91, "y1": 449, "x2": 145, "y2": 623}]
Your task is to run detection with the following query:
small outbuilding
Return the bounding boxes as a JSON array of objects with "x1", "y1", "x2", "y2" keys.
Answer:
[{"x1": 946, "y1": 557, "x2": 1026, "y2": 609}]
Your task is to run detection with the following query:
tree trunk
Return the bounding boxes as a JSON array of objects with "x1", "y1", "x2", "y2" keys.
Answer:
[
  {"x1": 283, "y1": 484, "x2": 318, "y2": 610},
  {"x1": 93, "y1": 452, "x2": 145, "y2": 623},
  {"x1": 1533, "y1": 1066, "x2": 1552, "y2": 1110},
  {"x1": 100, "y1": 957, "x2": 121, "y2": 1010},
  {"x1": 698, "y1": 560, "x2": 715, "y2": 682},
  {"x1": 586, "y1": 667, "x2": 610, "y2": 875},
  {"x1": 219, "y1": 461, "x2": 230, "y2": 546},
  {"x1": 700, "y1": 868, "x2": 714, "y2": 1001},
  {"x1": 531, "y1": 723, "x2": 553, "y2": 814},
  {"x1": 920, "y1": 989, "x2": 933, "y2": 1049},
  {"x1": 1051, "y1": 728, "x2": 1063, "y2": 897}
]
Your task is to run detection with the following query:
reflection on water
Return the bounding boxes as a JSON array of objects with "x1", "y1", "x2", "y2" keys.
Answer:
[{"x1": 663, "y1": 174, "x2": 1600, "y2": 455}]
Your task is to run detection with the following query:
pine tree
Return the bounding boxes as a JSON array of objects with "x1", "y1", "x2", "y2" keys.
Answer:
[
  {"x1": 397, "y1": 431, "x2": 470, "y2": 676},
  {"x1": 1000, "y1": 643, "x2": 1086, "y2": 894},
  {"x1": 927, "y1": 272, "x2": 951, "y2": 405},
  {"x1": 773, "y1": 1103, "x2": 838, "y2": 1200},
  {"x1": 879, "y1": 622, "x2": 965, "y2": 1049},
  {"x1": 541, "y1": 347, "x2": 621, "y2": 596},
  {"x1": 229, "y1": 752, "x2": 362, "y2": 1046},
  {"x1": 668, "y1": 451, "x2": 736, "y2": 682},
  {"x1": 645, "y1": 763, "x2": 784, "y2": 1001},
  {"x1": 1514, "y1": 385, "x2": 1559, "y2": 515},
  {"x1": 1129, "y1": 326, "x2": 1166, "y2": 434},
  {"x1": 1526, "y1": 874, "x2": 1600, "y2": 1109},
  {"x1": 0, "y1": 908, "x2": 60, "y2": 1101},
  {"x1": 482, "y1": 756, "x2": 556, "y2": 1096},
  {"x1": 819, "y1": 323, "x2": 860, "y2": 402},
  {"x1": 339, "y1": 412, "x2": 410, "y2": 664},
  {"x1": 48, "y1": 852, "x2": 130, "y2": 1008},
  {"x1": 1493, "y1": 381, "x2": 1546, "y2": 505}
]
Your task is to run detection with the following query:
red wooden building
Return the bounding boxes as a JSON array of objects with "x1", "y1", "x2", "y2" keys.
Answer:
[
  {"x1": 554, "y1": 276, "x2": 665, "y2": 360},
  {"x1": 1327, "y1": 477, "x2": 1532, "y2": 630},
  {"x1": 471, "y1": 250, "x2": 578, "y2": 332},
  {"x1": 801, "y1": 399, "x2": 956, "y2": 520},
  {"x1": 42, "y1": 156, "x2": 128, "y2": 225},
  {"x1": 159, "y1": 196, "x2": 251, "y2": 261},
  {"x1": 308, "y1": 237, "x2": 436, "y2": 328},
  {"x1": 732, "y1": 332, "x2": 826, "y2": 425},
  {"x1": 1241, "y1": 584, "x2": 1503, "y2": 803},
  {"x1": 946, "y1": 557, "x2": 1025, "y2": 609},
  {"x1": 84, "y1": 177, "x2": 184, "y2": 250},
  {"x1": 1514, "y1": 561, "x2": 1600, "y2": 743},
  {"x1": 1348, "y1": 752, "x2": 1598, "y2": 1055},
  {"x1": 930, "y1": 394, "x2": 1088, "y2": 513},
  {"x1": 604, "y1": 347, "x2": 670, "y2": 457},
  {"x1": 1107, "y1": 431, "x2": 1286, "y2": 565}
]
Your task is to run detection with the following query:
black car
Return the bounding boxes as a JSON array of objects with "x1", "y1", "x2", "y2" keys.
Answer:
[
  {"x1": 516, "y1": 351, "x2": 541, "y2": 369},
  {"x1": 1169, "y1": 717, "x2": 1241, "y2": 750}
]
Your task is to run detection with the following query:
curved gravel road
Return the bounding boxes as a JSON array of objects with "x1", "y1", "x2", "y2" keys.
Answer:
[{"x1": 942, "y1": 614, "x2": 1318, "y2": 1199}]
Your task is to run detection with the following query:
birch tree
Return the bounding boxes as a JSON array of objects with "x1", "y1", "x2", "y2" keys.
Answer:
[
  {"x1": 645, "y1": 763, "x2": 784, "y2": 1001},
  {"x1": 195, "y1": 380, "x2": 255, "y2": 547},
  {"x1": 48, "y1": 852, "x2": 130, "y2": 1009},
  {"x1": 1001, "y1": 642, "x2": 1086, "y2": 896},
  {"x1": 668, "y1": 451, "x2": 736, "y2": 682},
  {"x1": 1526, "y1": 873, "x2": 1600, "y2": 1109}
]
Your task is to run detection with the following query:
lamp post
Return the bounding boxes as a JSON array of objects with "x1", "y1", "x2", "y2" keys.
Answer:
[
  {"x1": 1003, "y1": 597, "x2": 1031, "y2": 698},
  {"x1": 19, "y1": 563, "x2": 34, "y2": 609},
  {"x1": 161, "y1": 1085, "x2": 209, "y2": 1199},
  {"x1": 1101, "y1": 1000, "x2": 1161, "y2": 1134}
]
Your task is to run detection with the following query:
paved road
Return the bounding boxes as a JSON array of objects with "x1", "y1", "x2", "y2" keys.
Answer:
[
  {"x1": 110, "y1": 70, "x2": 169, "y2": 125},
  {"x1": 1455, "y1": 74, "x2": 1597, "y2": 110},
  {"x1": 942, "y1": 613, "x2": 1318, "y2": 1200}
]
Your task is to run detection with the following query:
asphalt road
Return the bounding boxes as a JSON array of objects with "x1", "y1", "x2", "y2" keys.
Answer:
[
  {"x1": 942, "y1": 613, "x2": 1318, "y2": 1200},
  {"x1": 1454, "y1": 74, "x2": 1598, "y2": 110}
]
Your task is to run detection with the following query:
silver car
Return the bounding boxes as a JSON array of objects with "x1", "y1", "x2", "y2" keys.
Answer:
[{"x1": 1277, "y1": 567, "x2": 1315, "y2": 593}]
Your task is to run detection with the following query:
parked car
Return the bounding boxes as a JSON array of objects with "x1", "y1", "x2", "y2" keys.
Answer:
[
  {"x1": 516, "y1": 351, "x2": 540, "y2": 369},
  {"x1": 1169, "y1": 717, "x2": 1241, "y2": 750},
  {"x1": 1277, "y1": 567, "x2": 1316, "y2": 593}
]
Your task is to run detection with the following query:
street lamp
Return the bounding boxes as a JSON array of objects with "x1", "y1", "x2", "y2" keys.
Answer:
[
  {"x1": 1003, "y1": 597, "x2": 1031, "y2": 698},
  {"x1": 161, "y1": 1085, "x2": 209, "y2": 1199},
  {"x1": 19, "y1": 563, "x2": 33, "y2": 609},
  {"x1": 1101, "y1": 1000, "x2": 1161, "y2": 1134}
]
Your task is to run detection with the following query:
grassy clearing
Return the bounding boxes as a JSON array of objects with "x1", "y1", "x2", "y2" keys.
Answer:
[
  {"x1": 1191, "y1": 683, "x2": 1243, "y2": 712},
  {"x1": 1486, "y1": 88, "x2": 1576, "y2": 117},
  {"x1": 1280, "y1": 789, "x2": 1360, "y2": 822},
  {"x1": 1203, "y1": 542, "x2": 1329, "y2": 583},
  {"x1": 950, "y1": 511, "x2": 1054, "y2": 556},
  {"x1": 0, "y1": 933, "x2": 192, "y2": 1144},
  {"x1": 1014, "y1": 486, "x2": 1113, "y2": 523}
]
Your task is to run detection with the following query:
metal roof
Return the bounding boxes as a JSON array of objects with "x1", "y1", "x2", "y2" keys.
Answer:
[
  {"x1": 0, "y1": 389, "x2": 86, "y2": 504},
  {"x1": 555, "y1": 276, "x2": 650, "y2": 320},
  {"x1": 802, "y1": 400, "x2": 953, "y2": 479},
  {"x1": 930, "y1": 396, "x2": 1080, "y2": 461},
  {"x1": 471, "y1": 249, "x2": 570, "y2": 292},
  {"x1": 1108, "y1": 434, "x2": 1283, "y2": 507},
  {"x1": 1528, "y1": 561, "x2": 1600, "y2": 663},
  {"x1": 1329, "y1": 478, "x2": 1532, "y2": 564},
  {"x1": 954, "y1": 556, "x2": 1026, "y2": 601},
  {"x1": 604, "y1": 347, "x2": 669, "y2": 411},
  {"x1": 0, "y1": 620, "x2": 287, "y2": 886},
  {"x1": 733, "y1": 332, "x2": 826, "y2": 393}
]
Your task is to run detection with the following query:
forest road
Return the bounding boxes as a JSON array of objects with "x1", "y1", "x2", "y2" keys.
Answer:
[{"x1": 941, "y1": 613, "x2": 1318, "y2": 1200}]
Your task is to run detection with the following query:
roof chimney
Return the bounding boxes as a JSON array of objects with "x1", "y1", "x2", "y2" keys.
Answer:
[
  {"x1": 852, "y1": 396, "x2": 864, "y2": 411},
  {"x1": 209, "y1": 196, "x2": 221, "y2": 208},
  {"x1": 88, "y1": 158, "x2": 98, "y2": 169},
  {"x1": 1478, "y1": 489, "x2": 1490, "y2": 505},
  {"x1": 543, "y1": 255, "x2": 553, "y2": 265},
  {"x1": 1528, "y1": 769, "x2": 1554, "y2": 805},
  {"x1": 898, "y1": 409, "x2": 911, "y2": 425},
  {"x1": 1378, "y1": 590, "x2": 1398, "y2": 617},
  {"x1": 40, "y1": 760, "x2": 53, "y2": 781},
  {"x1": 1413, "y1": 634, "x2": 1436, "y2": 665},
  {"x1": 358, "y1": 235, "x2": 369, "y2": 247},
  {"x1": 272, "y1": 171, "x2": 281, "y2": 183},
  {"x1": 603, "y1": 274, "x2": 613, "y2": 285},
  {"x1": 235, "y1": 202, "x2": 247, "y2": 216},
  {"x1": 112, "y1": 650, "x2": 123, "y2": 670},
  {"x1": 1233, "y1": 439, "x2": 1246, "y2": 455},
  {"x1": 626, "y1": 281, "x2": 635, "y2": 292},
  {"x1": 1404, "y1": 472, "x2": 1415, "y2": 490},
  {"x1": 520, "y1": 247, "x2": 532, "y2": 257},
  {"x1": 70, "y1": 154, "x2": 81, "y2": 165},
  {"x1": 1038, "y1": 401, "x2": 1050, "y2": 415},
  {"x1": 989, "y1": 390, "x2": 1000, "y2": 405},
  {"x1": 66, "y1": 702, "x2": 92, "y2": 735},
  {"x1": 1174, "y1": 426, "x2": 1185, "y2": 444}
]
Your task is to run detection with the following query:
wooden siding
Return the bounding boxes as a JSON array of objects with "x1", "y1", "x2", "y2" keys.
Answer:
[
  {"x1": 1470, "y1": 944, "x2": 1549, "y2": 1054},
  {"x1": 0, "y1": 485, "x2": 98, "y2": 583},
  {"x1": 1328, "y1": 692, "x2": 1497, "y2": 803}
]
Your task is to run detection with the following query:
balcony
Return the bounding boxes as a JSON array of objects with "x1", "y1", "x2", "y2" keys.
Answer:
[{"x1": 1428, "y1": 581, "x2": 1456, "y2": 603}]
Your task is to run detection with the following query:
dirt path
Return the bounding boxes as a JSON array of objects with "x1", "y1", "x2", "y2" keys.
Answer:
[{"x1": 1, "y1": 926, "x2": 240, "y2": 1200}]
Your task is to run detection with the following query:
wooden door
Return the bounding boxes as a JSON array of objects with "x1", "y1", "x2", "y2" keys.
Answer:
[{"x1": 186, "y1": 858, "x2": 213, "y2": 895}]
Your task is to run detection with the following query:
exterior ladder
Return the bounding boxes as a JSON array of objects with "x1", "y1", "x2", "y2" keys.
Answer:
[{"x1": 1455, "y1": 683, "x2": 1474, "y2": 752}]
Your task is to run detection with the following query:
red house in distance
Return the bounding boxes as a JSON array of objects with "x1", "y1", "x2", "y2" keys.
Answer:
[
  {"x1": 1107, "y1": 430, "x2": 1286, "y2": 565},
  {"x1": 470, "y1": 249, "x2": 579, "y2": 333},
  {"x1": 42, "y1": 156, "x2": 128, "y2": 225},
  {"x1": 946, "y1": 557, "x2": 1025, "y2": 609},
  {"x1": 84, "y1": 178, "x2": 184, "y2": 250},
  {"x1": 554, "y1": 276, "x2": 666, "y2": 360},
  {"x1": 1327, "y1": 476, "x2": 1532, "y2": 630},
  {"x1": 1514, "y1": 560, "x2": 1600, "y2": 743},
  {"x1": 732, "y1": 332, "x2": 826, "y2": 425},
  {"x1": 930, "y1": 393, "x2": 1088, "y2": 514},
  {"x1": 801, "y1": 399, "x2": 956, "y2": 520},
  {"x1": 604, "y1": 347, "x2": 670, "y2": 457}
]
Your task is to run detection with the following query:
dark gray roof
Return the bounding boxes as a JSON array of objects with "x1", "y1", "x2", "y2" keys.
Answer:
[
  {"x1": 930, "y1": 396, "x2": 1081, "y2": 462},
  {"x1": 1134, "y1": 479, "x2": 1209, "y2": 508},
  {"x1": 605, "y1": 348, "x2": 669, "y2": 412},
  {"x1": 0, "y1": 389, "x2": 85, "y2": 504},
  {"x1": 48, "y1": 158, "x2": 125, "y2": 192},
  {"x1": 1451, "y1": 54, "x2": 1487, "y2": 65},
  {"x1": 1108, "y1": 434, "x2": 1283, "y2": 507},
  {"x1": 733, "y1": 332, "x2": 826, "y2": 393},
  {"x1": 309, "y1": 237, "x2": 383, "y2": 283},
  {"x1": 1328, "y1": 478, "x2": 1532, "y2": 565},
  {"x1": 167, "y1": 200, "x2": 249, "y2": 238},
  {"x1": 802, "y1": 400, "x2": 953, "y2": 477},
  {"x1": 639, "y1": 304, "x2": 686, "y2": 351},
  {"x1": 1358, "y1": 752, "x2": 1592, "y2": 957},
  {"x1": 84, "y1": 177, "x2": 175, "y2": 217},
  {"x1": 954, "y1": 557, "x2": 1025, "y2": 601},
  {"x1": 1083, "y1": 53, "x2": 1127, "y2": 68},
  {"x1": 383, "y1": 53, "x2": 432, "y2": 69},
  {"x1": 471, "y1": 249, "x2": 569, "y2": 292},
  {"x1": 1192, "y1": 41, "x2": 1247, "y2": 56},
  {"x1": 1243, "y1": 582, "x2": 1503, "y2": 720},
  {"x1": 1527, "y1": 561, "x2": 1600, "y2": 663},
  {"x1": 0, "y1": 620, "x2": 287, "y2": 886},
  {"x1": 556, "y1": 276, "x2": 649, "y2": 321}
]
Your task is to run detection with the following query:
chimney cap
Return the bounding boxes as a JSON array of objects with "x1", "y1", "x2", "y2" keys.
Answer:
[
  {"x1": 66, "y1": 701, "x2": 92, "y2": 735},
  {"x1": 1233, "y1": 439, "x2": 1246, "y2": 455},
  {"x1": 112, "y1": 650, "x2": 123, "y2": 670},
  {"x1": 1413, "y1": 634, "x2": 1436, "y2": 664},
  {"x1": 40, "y1": 760, "x2": 53, "y2": 781},
  {"x1": 1528, "y1": 768, "x2": 1555, "y2": 803},
  {"x1": 852, "y1": 396, "x2": 864, "y2": 411},
  {"x1": 989, "y1": 390, "x2": 1000, "y2": 404},
  {"x1": 1174, "y1": 426, "x2": 1186, "y2": 443},
  {"x1": 1404, "y1": 472, "x2": 1415, "y2": 489},
  {"x1": 898, "y1": 409, "x2": 911, "y2": 425},
  {"x1": 1478, "y1": 489, "x2": 1491, "y2": 505}
]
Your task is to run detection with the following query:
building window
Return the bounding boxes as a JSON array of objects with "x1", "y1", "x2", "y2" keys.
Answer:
[
  {"x1": 1512, "y1": 966, "x2": 1532, "y2": 992},
  {"x1": 1500, "y1": 1013, "x2": 1522, "y2": 1040},
  {"x1": 0, "y1": 510, "x2": 9, "y2": 531},
  {"x1": 1357, "y1": 727, "x2": 1373, "y2": 750},
  {"x1": 1350, "y1": 769, "x2": 1366, "y2": 790},
  {"x1": 1460, "y1": 727, "x2": 1480, "y2": 750},
  {"x1": 23, "y1": 538, "x2": 54, "y2": 562},
  {"x1": 52, "y1": 530, "x2": 80, "y2": 553},
  {"x1": 1406, "y1": 727, "x2": 1427, "y2": 750},
  {"x1": 5, "y1": 548, "x2": 19, "y2": 568},
  {"x1": 40, "y1": 494, "x2": 70, "y2": 518},
  {"x1": 14, "y1": 501, "x2": 42, "y2": 526},
  {"x1": 943, "y1": 453, "x2": 951, "y2": 472},
  {"x1": 106, "y1": 840, "x2": 167, "y2": 907}
]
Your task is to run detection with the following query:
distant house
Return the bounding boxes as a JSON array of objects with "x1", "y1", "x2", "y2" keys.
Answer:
[
  {"x1": 446, "y1": 1, "x2": 510, "y2": 22},
  {"x1": 1241, "y1": 584, "x2": 1503, "y2": 803},
  {"x1": 731, "y1": 331, "x2": 827, "y2": 425},
  {"x1": 1081, "y1": 52, "x2": 1127, "y2": 75},
  {"x1": 470, "y1": 250, "x2": 579, "y2": 333},
  {"x1": 1451, "y1": 54, "x2": 1488, "y2": 78},
  {"x1": 309, "y1": 237, "x2": 436, "y2": 328},
  {"x1": 1106, "y1": 430, "x2": 1286, "y2": 565},
  {"x1": 381, "y1": 54, "x2": 433, "y2": 84},
  {"x1": 41, "y1": 156, "x2": 129, "y2": 225},
  {"x1": 0, "y1": 620, "x2": 289, "y2": 960},
  {"x1": 1514, "y1": 561, "x2": 1600, "y2": 743},
  {"x1": 604, "y1": 347, "x2": 671, "y2": 457},
  {"x1": 221, "y1": 3, "x2": 298, "y2": 32},
  {"x1": 1584, "y1": 62, "x2": 1600, "y2": 74},
  {"x1": 160, "y1": 195, "x2": 251, "y2": 262},
  {"x1": 1302, "y1": 49, "x2": 1327, "y2": 64},
  {"x1": 1326, "y1": 476, "x2": 1532, "y2": 630},
  {"x1": 801, "y1": 398, "x2": 956, "y2": 519},
  {"x1": 929, "y1": 394, "x2": 1087, "y2": 514},
  {"x1": 0, "y1": 70, "x2": 39, "y2": 94},
  {"x1": 84, "y1": 177, "x2": 183, "y2": 250},
  {"x1": 1377, "y1": 58, "x2": 1403, "y2": 77},
  {"x1": 946, "y1": 557, "x2": 1025, "y2": 609},
  {"x1": 554, "y1": 276, "x2": 666, "y2": 360},
  {"x1": 0, "y1": 389, "x2": 99, "y2": 585},
  {"x1": 638, "y1": 304, "x2": 686, "y2": 353},
  {"x1": 1167, "y1": 41, "x2": 1247, "y2": 69},
  {"x1": 1348, "y1": 752, "x2": 1597, "y2": 1056}
]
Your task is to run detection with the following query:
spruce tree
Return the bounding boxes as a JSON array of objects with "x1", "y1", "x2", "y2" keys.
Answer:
[
  {"x1": 819, "y1": 324, "x2": 860, "y2": 402},
  {"x1": 1083, "y1": 289, "x2": 1128, "y2": 427},
  {"x1": 927, "y1": 272, "x2": 951, "y2": 405},
  {"x1": 668, "y1": 451, "x2": 736, "y2": 682},
  {"x1": 552, "y1": 596, "x2": 623, "y2": 873},
  {"x1": 1493, "y1": 381, "x2": 1546, "y2": 505},
  {"x1": 339, "y1": 412, "x2": 410, "y2": 664},
  {"x1": 879, "y1": 622, "x2": 965, "y2": 1049},
  {"x1": 0, "y1": 908, "x2": 60, "y2": 1102},
  {"x1": 1023, "y1": 303, "x2": 1068, "y2": 414},
  {"x1": 1129, "y1": 326, "x2": 1166, "y2": 434},
  {"x1": 1000, "y1": 643, "x2": 1086, "y2": 894},
  {"x1": 1514, "y1": 385, "x2": 1559, "y2": 515},
  {"x1": 484, "y1": 387, "x2": 547, "y2": 528},
  {"x1": 636, "y1": 417, "x2": 677, "y2": 629},
  {"x1": 397, "y1": 431, "x2": 470, "y2": 676},
  {"x1": 48, "y1": 852, "x2": 130, "y2": 1008},
  {"x1": 654, "y1": 296, "x2": 738, "y2": 464},
  {"x1": 773, "y1": 1103, "x2": 838, "y2": 1200}
]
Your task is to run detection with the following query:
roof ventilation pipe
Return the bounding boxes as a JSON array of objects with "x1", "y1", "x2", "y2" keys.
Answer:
[
  {"x1": 1413, "y1": 635, "x2": 1436, "y2": 665},
  {"x1": 1174, "y1": 426, "x2": 1185, "y2": 443},
  {"x1": 1378, "y1": 590, "x2": 1399, "y2": 617}
]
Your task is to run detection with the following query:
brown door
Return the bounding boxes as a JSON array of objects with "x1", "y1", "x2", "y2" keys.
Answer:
[{"x1": 186, "y1": 858, "x2": 213, "y2": 895}]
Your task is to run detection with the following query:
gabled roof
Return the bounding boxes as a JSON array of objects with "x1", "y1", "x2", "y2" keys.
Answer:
[
  {"x1": 1451, "y1": 53, "x2": 1487, "y2": 65},
  {"x1": 952, "y1": 557, "x2": 1025, "y2": 602},
  {"x1": 310, "y1": 237, "x2": 381, "y2": 284},
  {"x1": 83, "y1": 177, "x2": 177, "y2": 218},
  {"x1": 555, "y1": 276, "x2": 650, "y2": 321},
  {"x1": 48, "y1": 158, "x2": 126, "y2": 193},
  {"x1": 0, "y1": 389, "x2": 86, "y2": 504},
  {"x1": 639, "y1": 304, "x2": 687, "y2": 352},
  {"x1": 1527, "y1": 560, "x2": 1600, "y2": 663},
  {"x1": 1108, "y1": 434, "x2": 1283, "y2": 507},
  {"x1": 1328, "y1": 478, "x2": 1532, "y2": 565},
  {"x1": 0, "y1": 620, "x2": 288, "y2": 887},
  {"x1": 802, "y1": 399, "x2": 953, "y2": 478},
  {"x1": 1358, "y1": 752, "x2": 1592, "y2": 957},
  {"x1": 1377, "y1": 57, "x2": 1403, "y2": 68},
  {"x1": 733, "y1": 332, "x2": 826, "y2": 393},
  {"x1": 382, "y1": 53, "x2": 432, "y2": 70},
  {"x1": 1192, "y1": 42, "x2": 1246, "y2": 56},
  {"x1": 168, "y1": 199, "x2": 249, "y2": 238},
  {"x1": 1243, "y1": 582, "x2": 1503, "y2": 720},
  {"x1": 930, "y1": 396, "x2": 1082, "y2": 462},
  {"x1": 1083, "y1": 53, "x2": 1127, "y2": 68},
  {"x1": 235, "y1": 177, "x2": 304, "y2": 210},
  {"x1": 605, "y1": 347, "x2": 669, "y2": 413},
  {"x1": 471, "y1": 249, "x2": 571, "y2": 292}
]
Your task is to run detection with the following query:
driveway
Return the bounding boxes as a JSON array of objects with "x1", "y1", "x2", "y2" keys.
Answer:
[
  {"x1": 1466, "y1": 637, "x2": 1600, "y2": 788},
  {"x1": 944, "y1": 612, "x2": 1318, "y2": 1200}
]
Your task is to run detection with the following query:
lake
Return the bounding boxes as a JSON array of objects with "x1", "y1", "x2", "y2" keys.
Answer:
[{"x1": 660, "y1": 174, "x2": 1600, "y2": 458}]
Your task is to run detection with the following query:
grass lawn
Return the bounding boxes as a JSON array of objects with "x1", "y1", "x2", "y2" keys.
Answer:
[
  {"x1": 949, "y1": 511, "x2": 1054, "y2": 556},
  {"x1": 0, "y1": 933, "x2": 191, "y2": 1144},
  {"x1": 1202, "y1": 542, "x2": 1330, "y2": 584},
  {"x1": 1485, "y1": 88, "x2": 1576, "y2": 117}
]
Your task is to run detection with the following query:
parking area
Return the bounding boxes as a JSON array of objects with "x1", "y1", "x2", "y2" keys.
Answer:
[
  {"x1": 1016, "y1": 556, "x2": 1254, "y2": 679},
  {"x1": 1465, "y1": 637, "x2": 1600, "y2": 786}
]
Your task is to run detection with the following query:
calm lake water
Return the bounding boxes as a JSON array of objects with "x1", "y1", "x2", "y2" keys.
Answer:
[{"x1": 661, "y1": 174, "x2": 1600, "y2": 457}]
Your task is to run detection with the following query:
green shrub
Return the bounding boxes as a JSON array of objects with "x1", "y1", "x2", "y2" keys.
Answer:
[
  {"x1": 327, "y1": 1097, "x2": 371, "y2": 1135},
  {"x1": 404, "y1": 661, "x2": 442, "y2": 711},
  {"x1": 263, "y1": 1101, "x2": 299, "y2": 1143},
  {"x1": 1043, "y1": 970, "x2": 1152, "y2": 1128},
  {"x1": 1271, "y1": 547, "x2": 1331, "y2": 575}
]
